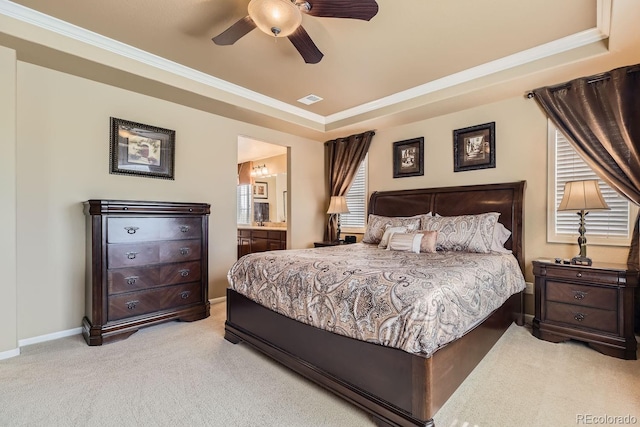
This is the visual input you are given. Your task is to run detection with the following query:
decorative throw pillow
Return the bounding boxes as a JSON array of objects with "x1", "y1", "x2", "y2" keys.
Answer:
[
  {"x1": 386, "y1": 232, "x2": 423, "y2": 254},
  {"x1": 415, "y1": 230, "x2": 438, "y2": 253},
  {"x1": 420, "y1": 212, "x2": 500, "y2": 253},
  {"x1": 378, "y1": 225, "x2": 408, "y2": 249},
  {"x1": 362, "y1": 214, "x2": 421, "y2": 244}
]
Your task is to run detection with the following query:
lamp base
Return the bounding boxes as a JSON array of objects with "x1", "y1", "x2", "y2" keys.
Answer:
[{"x1": 570, "y1": 255, "x2": 592, "y2": 266}]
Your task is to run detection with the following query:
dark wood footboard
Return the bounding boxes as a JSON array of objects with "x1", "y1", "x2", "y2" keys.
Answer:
[{"x1": 225, "y1": 288, "x2": 522, "y2": 427}]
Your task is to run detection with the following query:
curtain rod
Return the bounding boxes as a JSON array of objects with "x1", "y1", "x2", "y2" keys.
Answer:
[{"x1": 525, "y1": 64, "x2": 640, "y2": 99}]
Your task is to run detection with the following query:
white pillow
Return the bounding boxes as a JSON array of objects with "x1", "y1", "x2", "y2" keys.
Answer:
[
  {"x1": 491, "y1": 222, "x2": 512, "y2": 254},
  {"x1": 378, "y1": 226, "x2": 408, "y2": 249},
  {"x1": 386, "y1": 232, "x2": 423, "y2": 254}
]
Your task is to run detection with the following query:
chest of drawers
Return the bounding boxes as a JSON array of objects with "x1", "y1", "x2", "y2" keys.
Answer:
[
  {"x1": 532, "y1": 260, "x2": 637, "y2": 359},
  {"x1": 83, "y1": 200, "x2": 210, "y2": 345}
]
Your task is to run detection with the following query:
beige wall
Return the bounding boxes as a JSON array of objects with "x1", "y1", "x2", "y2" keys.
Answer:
[
  {"x1": 2, "y1": 48, "x2": 632, "y2": 348},
  {"x1": 368, "y1": 95, "x2": 630, "y2": 284},
  {"x1": 7, "y1": 58, "x2": 325, "y2": 342},
  {"x1": 0, "y1": 46, "x2": 18, "y2": 355}
]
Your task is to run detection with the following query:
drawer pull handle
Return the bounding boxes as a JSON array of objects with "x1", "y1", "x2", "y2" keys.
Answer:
[
  {"x1": 179, "y1": 247, "x2": 190, "y2": 256},
  {"x1": 180, "y1": 291, "x2": 191, "y2": 299},
  {"x1": 126, "y1": 251, "x2": 138, "y2": 260},
  {"x1": 180, "y1": 225, "x2": 190, "y2": 233},
  {"x1": 124, "y1": 226, "x2": 139, "y2": 234},
  {"x1": 125, "y1": 276, "x2": 139, "y2": 285},
  {"x1": 574, "y1": 313, "x2": 586, "y2": 322},
  {"x1": 179, "y1": 269, "x2": 190, "y2": 277},
  {"x1": 573, "y1": 290, "x2": 587, "y2": 300},
  {"x1": 576, "y1": 272, "x2": 582, "y2": 278},
  {"x1": 126, "y1": 300, "x2": 139, "y2": 310}
]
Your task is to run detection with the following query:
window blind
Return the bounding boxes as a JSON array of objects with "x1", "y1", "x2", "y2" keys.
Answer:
[
  {"x1": 237, "y1": 184, "x2": 251, "y2": 224},
  {"x1": 340, "y1": 159, "x2": 367, "y2": 228},
  {"x1": 554, "y1": 129, "x2": 629, "y2": 238}
]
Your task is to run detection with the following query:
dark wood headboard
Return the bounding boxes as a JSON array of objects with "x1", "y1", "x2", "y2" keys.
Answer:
[{"x1": 368, "y1": 181, "x2": 526, "y2": 270}]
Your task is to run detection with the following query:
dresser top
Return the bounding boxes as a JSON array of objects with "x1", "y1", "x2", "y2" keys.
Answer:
[
  {"x1": 533, "y1": 258, "x2": 637, "y2": 273},
  {"x1": 84, "y1": 199, "x2": 210, "y2": 215}
]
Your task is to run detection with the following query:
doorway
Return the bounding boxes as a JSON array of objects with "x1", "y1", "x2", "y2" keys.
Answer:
[{"x1": 237, "y1": 136, "x2": 289, "y2": 258}]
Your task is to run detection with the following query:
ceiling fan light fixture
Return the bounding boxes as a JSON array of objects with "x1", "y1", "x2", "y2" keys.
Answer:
[{"x1": 248, "y1": 0, "x2": 302, "y2": 38}]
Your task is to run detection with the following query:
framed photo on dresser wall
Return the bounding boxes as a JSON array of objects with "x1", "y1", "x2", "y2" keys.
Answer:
[
  {"x1": 109, "y1": 117, "x2": 175, "y2": 180},
  {"x1": 453, "y1": 122, "x2": 495, "y2": 172}
]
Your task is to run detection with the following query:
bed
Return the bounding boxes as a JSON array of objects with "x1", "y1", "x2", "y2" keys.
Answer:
[{"x1": 225, "y1": 181, "x2": 526, "y2": 427}]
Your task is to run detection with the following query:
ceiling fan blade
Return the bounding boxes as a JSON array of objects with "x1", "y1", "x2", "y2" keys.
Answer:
[
  {"x1": 212, "y1": 16, "x2": 256, "y2": 45},
  {"x1": 305, "y1": 0, "x2": 378, "y2": 21},
  {"x1": 288, "y1": 26, "x2": 324, "y2": 64}
]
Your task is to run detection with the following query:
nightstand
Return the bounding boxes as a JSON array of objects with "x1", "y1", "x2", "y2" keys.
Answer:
[{"x1": 532, "y1": 259, "x2": 638, "y2": 360}]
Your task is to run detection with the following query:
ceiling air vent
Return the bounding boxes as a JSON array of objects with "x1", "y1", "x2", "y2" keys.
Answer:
[{"x1": 297, "y1": 94, "x2": 323, "y2": 105}]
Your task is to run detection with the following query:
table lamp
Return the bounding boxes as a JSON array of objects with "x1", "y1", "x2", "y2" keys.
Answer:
[
  {"x1": 557, "y1": 179, "x2": 610, "y2": 266},
  {"x1": 327, "y1": 196, "x2": 350, "y2": 242}
]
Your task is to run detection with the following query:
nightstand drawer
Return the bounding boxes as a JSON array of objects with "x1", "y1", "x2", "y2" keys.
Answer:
[
  {"x1": 546, "y1": 301, "x2": 617, "y2": 334},
  {"x1": 546, "y1": 281, "x2": 617, "y2": 311},
  {"x1": 543, "y1": 265, "x2": 621, "y2": 285}
]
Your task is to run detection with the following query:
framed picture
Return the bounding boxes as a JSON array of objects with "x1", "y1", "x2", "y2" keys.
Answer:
[
  {"x1": 253, "y1": 181, "x2": 268, "y2": 199},
  {"x1": 109, "y1": 117, "x2": 175, "y2": 180},
  {"x1": 393, "y1": 137, "x2": 424, "y2": 178},
  {"x1": 453, "y1": 122, "x2": 495, "y2": 172}
]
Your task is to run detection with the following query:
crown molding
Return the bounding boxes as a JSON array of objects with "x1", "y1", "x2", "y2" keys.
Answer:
[
  {"x1": 1, "y1": 0, "x2": 610, "y2": 129},
  {"x1": 0, "y1": 0, "x2": 326, "y2": 125}
]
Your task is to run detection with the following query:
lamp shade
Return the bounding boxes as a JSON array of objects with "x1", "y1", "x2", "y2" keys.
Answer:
[
  {"x1": 327, "y1": 196, "x2": 350, "y2": 214},
  {"x1": 248, "y1": 0, "x2": 302, "y2": 38},
  {"x1": 557, "y1": 180, "x2": 610, "y2": 211}
]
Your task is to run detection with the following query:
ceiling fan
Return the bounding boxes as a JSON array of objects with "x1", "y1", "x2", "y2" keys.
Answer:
[{"x1": 212, "y1": 0, "x2": 379, "y2": 64}]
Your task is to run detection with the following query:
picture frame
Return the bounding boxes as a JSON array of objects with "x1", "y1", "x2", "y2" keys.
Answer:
[
  {"x1": 109, "y1": 117, "x2": 175, "y2": 180},
  {"x1": 393, "y1": 137, "x2": 424, "y2": 178},
  {"x1": 453, "y1": 122, "x2": 495, "y2": 172},
  {"x1": 253, "y1": 181, "x2": 268, "y2": 199}
]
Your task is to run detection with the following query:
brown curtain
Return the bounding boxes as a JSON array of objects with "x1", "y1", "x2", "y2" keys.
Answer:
[
  {"x1": 532, "y1": 64, "x2": 640, "y2": 268},
  {"x1": 324, "y1": 130, "x2": 375, "y2": 241},
  {"x1": 532, "y1": 64, "x2": 640, "y2": 331}
]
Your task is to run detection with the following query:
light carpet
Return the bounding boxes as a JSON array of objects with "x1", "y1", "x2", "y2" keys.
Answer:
[{"x1": 0, "y1": 302, "x2": 638, "y2": 427}]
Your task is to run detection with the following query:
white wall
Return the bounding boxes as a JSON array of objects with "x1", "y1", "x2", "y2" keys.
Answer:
[
  {"x1": 9, "y1": 59, "x2": 324, "y2": 342},
  {"x1": 0, "y1": 46, "x2": 18, "y2": 356}
]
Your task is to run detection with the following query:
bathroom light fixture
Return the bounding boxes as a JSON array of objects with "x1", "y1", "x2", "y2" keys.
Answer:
[
  {"x1": 557, "y1": 179, "x2": 610, "y2": 266},
  {"x1": 248, "y1": 0, "x2": 304, "y2": 38},
  {"x1": 250, "y1": 164, "x2": 269, "y2": 177}
]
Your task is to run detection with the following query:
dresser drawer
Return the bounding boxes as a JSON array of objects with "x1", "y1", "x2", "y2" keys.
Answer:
[
  {"x1": 543, "y1": 265, "x2": 622, "y2": 285},
  {"x1": 545, "y1": 301, "x2": 617, "y2": 334},
  {"x1": 108, "y1": 282, "x2": 202, "y2": 322},
  {"x1": 546, "y1": 281, "x2": 617, "y2": 311},
  {"x1": 159, "y1": 240, "x2": 201, "y2": 262},
  {"x1": 108, "y1": 242, "x2": 160, "y2": 268},
  {"x1": 107, "y1": 217, "x2": 202, "y2": 243},
  {"x1": 108, "y1": 261, "x2": 202, "y2": 294},
  {"x1": 107, "y1": 240, "x2": 201, "y2": 268}
]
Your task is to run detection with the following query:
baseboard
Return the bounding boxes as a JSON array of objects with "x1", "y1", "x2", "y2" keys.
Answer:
[
  {"x1": 10, "y1": 298, "x2": 226, "y2": 355},
  {"x1": 18, "y1": 327, "x2": 83, "y2": 347},
  {"x1": 210, "y1": 296, "x2": 226, "y2": 305},
  {"x1": 524, "y1": 314, "x2": 534, "y2": 327},
  {"x1": 0, "y1": 347, "x2": 21, "y2": 360}
]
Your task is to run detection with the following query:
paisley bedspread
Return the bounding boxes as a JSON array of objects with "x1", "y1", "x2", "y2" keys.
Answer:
[{"x1": 227, "y1": 243, "x2": 526, "y2": 357}]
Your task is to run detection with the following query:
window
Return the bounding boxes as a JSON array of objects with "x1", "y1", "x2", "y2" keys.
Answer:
[
  {"x1": 547, "y1": 122, "x2": 635, "y2": 246},
  {"x1": 237, "y1": 184, "x2": 251, "y2": 225},
  {"x1": 340, "y1": 157, "x2": 367, "y2": 230}
]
